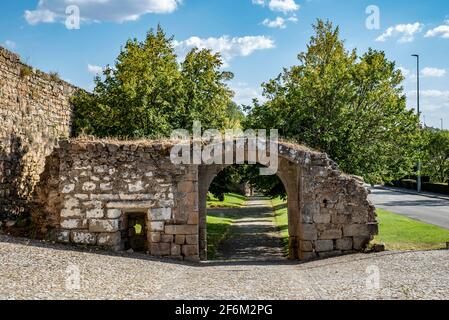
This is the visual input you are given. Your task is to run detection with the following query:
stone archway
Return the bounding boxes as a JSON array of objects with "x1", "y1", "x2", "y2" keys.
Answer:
[
  {"x1": 32, "y1": 139, "x2": 378, "y2": 263},
  {"x1": 198, "y1": 141, "x2": 378, "y2": 261}
]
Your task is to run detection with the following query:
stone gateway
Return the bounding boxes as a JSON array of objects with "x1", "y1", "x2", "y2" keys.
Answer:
[
  {"x1": 32, "y1": 138, "x2": 378, "y2": 262},
  {"x1": 0, "y1": 46, "x2": 378, "y2": 263}
]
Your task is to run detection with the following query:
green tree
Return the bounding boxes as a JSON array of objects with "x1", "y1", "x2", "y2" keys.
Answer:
[
  {"x1": 73, "y1": 26, "x2": 235, "y2": 138},
  {"x1": 245, "y1": 19, "x2": 422, "y2": 185},
  {"x1": 423, "y1": 128, "x2": 449, "y2": 183}
]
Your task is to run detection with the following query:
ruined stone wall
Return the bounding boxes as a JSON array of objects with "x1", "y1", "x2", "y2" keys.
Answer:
[
  {"x1": 199, "y1": 143, "x2": 378, "y2": 261},
  {"x1": 34, "y1": 139, "x2": 377, "y2": 262},
  {"x1": 34, "y1": 139, "x2": 200, "y2": 261},
  {"x1": 279, "y1": 144, "x2": 379, "y2": 260},
  {"x1": 0, "y1": 47, "x2": 77, "y2": 218}
]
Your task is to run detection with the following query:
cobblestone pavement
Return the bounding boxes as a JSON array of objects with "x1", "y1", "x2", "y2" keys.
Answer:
[
  {"x1": 1, "y1": 235, "x2": 448, "y2": 300},
  {"x1": 214, "y1": 197, "x2": 285, "y2": 261}
]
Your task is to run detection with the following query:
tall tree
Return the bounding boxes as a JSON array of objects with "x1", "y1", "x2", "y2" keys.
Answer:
[
  {"x1": 423, "y1": 128, "x2": 449, "y2": 183},
  {"x1": 245, "y1": 19, "x2": 422, "y2": 184},
  {"x1": 73, "y1": 26, "x2": 235, "y2": 138}
]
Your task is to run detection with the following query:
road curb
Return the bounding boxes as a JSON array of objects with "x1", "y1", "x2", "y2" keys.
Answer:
[{"x1": 373, "y1": 185, "x2": 449, "y2": 201}]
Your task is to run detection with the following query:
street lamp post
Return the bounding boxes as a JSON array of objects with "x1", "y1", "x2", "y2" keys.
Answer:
[{"x1": 412, "y1": 54, "x2": 421, "y2": 193}]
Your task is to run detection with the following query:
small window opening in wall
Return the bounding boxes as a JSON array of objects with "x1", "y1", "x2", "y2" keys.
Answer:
[{"x1": 123, "y1": 212, "x2": 147, "y2": 252}]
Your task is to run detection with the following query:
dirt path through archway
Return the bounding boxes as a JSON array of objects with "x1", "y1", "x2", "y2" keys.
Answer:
[{"x1": 214, "y1": 196, "x2": 286, "y2": 261}]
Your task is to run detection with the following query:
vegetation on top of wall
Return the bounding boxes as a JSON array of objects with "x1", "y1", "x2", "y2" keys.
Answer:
[{"x1": 19, "y1": 65, "x2": 32, "y2": 79}]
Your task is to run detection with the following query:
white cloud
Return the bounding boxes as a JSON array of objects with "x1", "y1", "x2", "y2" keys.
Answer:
[
  {"x1": 407, "y1": 90, "x2": 449, "y2": 114},
  {"x1": 376, "y1": 23, "x2": 423, "y2": 43},
  {"x1": 230, "y1": 82, "x2": 265, "y2": 106},
  {"x1": 425, "y1": 21, "x2": 449, "y2": 38},
  {"x1": 4, "y1": 40, "x2": 16, "y2": 49},
  {"x1": 174, "y1": 35, "x2": 275, "y2": 67},
  {"x1": 421, "y1": 67, "x2": 446, "y2": 78},
  {"x1": 262, "y1": 15, "x2": 297, "y2": 29},
  {"x1": 262, "y1": 17, "x2": 286, "y2": 29},
  {"x1": 25, "y1": 0, "x2": 181, "y2": 25},
  {"x1": 252, "y1": 0, "x2": 300, "y2": 14},
  {"x1": 269, "y1": 0, "x2": 300, "y2": 13},
  {"x1": 87, "y1": 64, "x2": 103, "y2": 75}
]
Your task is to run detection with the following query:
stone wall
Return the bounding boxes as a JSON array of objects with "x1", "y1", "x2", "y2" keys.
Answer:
[
  {"x1": 33, "y1": 139, "x2": 200, "y2": 261},
  {"x1": 199, "y1": 143, "x2": 378, "y2": 260},
  {"x1": 34, "y1": 138, "x2": 378, "y2": 262},
  {"x1": 0, "y1": 46, "x2": 77, "y2": 218}
]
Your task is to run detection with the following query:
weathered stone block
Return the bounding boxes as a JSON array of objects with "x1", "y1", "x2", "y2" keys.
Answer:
[
  {"x1": 343, "y1": 224, "x2": 369, "y2": 237},
  {"x1": 315, "y1": 240, "x2": 334, "y2": 252},
  {"x1": 56, "y1": 230, "x2": 70, "y2": 243},
  {"x1": 336, "y1": 237, "x2": 353, "y2": 250},
  {"x1": 150, "y1": 243, "x2": 171, "y2": 256},
  {"x1": 313, "y1": 213, "x2": 331, "y2": 224},
  {"x1": 161, "y1": 234, "x2": 173, "y2": 243},
  {"x1": 186, "y1": 235, "x2": 198, "y2": 245},
  {"x1": 171, "y1": 244, "x2": 181, "y2": 256},
  {"x1": 150, "y1": 221, "x2": 165, "y2": 232},
  {"x1": 61, "y1": 219, "x2": 87, "y2": 230},
  {"x1": 61, "y1": 208, "x2": 83, "y2": 219},
  {"x1": 107, "y1": 209, "x2": 122, "y2": 219},
  {"x1": 149, "y1": 207, "x2": 172, "y2": 221},
  {"x1": 319, "y1": 228, "x2": 342, "y2": 240},
  {"x1": 175, "y1": 235, "x2": 186, "y2": 245},
  {"x1": 89, "y1": 219, "x2": 119, "y2": 233},
  {"x1": 182, "y1": 244, "x2": 198, "y2": 257},
  {"x1": 150, "y1": 232, "x2": 161, "y2": 243},
  {"x1": 165, "y1": 225, "x2": 198, "y2": 235},
  {"x1": 97, "y1": 232, "x2": 121, "y2": 246},
  {"x1": 299, "y1": 240, "x2": 313, "y2": 252},
  {"x1": 62, "y1": 184, "x2": 75, "y2": 194},
  {"x1": 302, "y1": 202, "x2": 319, "y2": 223},
  {"x1": 300, "y1": 224, "x2": 317, "y2": 241},
  {"x1": 71, "y1": 231, "x2": 96, "y2": 245},
  {"x1": 187, "y1": 211, "x2": 199, "y2": 225},
  {"x1": 82, "y1": 182, "x2": 96, "y2": 192},
  {"x1": 353, "y1": 236, "x2": 370, "y2": 250},
  {"x1": 86, "y1": 208, "x2": 104, "y2": 219},
  {"x1": 300, "y1": 251, "x2": 317, "y2": 261}
]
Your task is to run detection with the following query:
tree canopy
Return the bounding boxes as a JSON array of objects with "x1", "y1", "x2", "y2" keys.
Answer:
[
  {"x1": 244, "y1": 19, "x2": 422, "y2": 185},
  {"x1": 73, "y1": 26, "x2": 240, "y2": 138}
]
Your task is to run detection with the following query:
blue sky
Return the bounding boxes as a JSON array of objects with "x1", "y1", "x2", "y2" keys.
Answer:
[{"x1": 1, "y1": 0, "x2": 449, "y2": 129}]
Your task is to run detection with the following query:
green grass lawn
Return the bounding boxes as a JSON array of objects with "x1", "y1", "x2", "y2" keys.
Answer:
[
  {"x1": 372, "y1": 209, "x2": 449, "y2": 250},
  {"x1": 272, "y1": 197, "x2": 289, "y2": 256},
  {"x1": 272, "y1": 198, "x2": 449, "y2": 252},
  {"x1": 207, "y1": 193, "x2": 247, "y2": 209},
  {"x1": 206, "y1": 193, "x2": 247, "y2": 259}
]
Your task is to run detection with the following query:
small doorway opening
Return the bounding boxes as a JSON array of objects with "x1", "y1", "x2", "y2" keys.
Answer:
[{"x1": 123, "y1": 212, "x2": 147, "y2": 252}]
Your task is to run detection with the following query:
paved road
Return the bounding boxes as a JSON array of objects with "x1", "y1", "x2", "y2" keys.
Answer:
[
  {"x1": 368, "y1": 187, "x2": 449, "y2": 229},
  {"x1": 213, "y1": 197, "x2": 285, "y2": 261},
  {"x1": 1, "y1": 235, "x2": 448, "y2": 300}
]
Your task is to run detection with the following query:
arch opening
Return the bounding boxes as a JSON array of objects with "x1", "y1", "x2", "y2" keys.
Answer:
[{"x1": 198, "y1": 159, "x2": 302, "y2": 261}]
